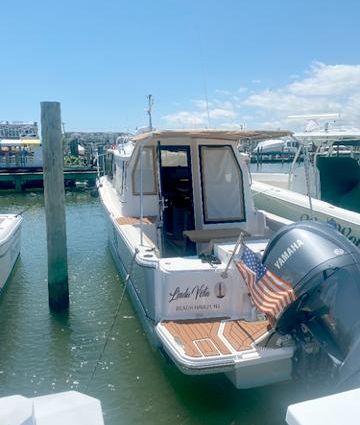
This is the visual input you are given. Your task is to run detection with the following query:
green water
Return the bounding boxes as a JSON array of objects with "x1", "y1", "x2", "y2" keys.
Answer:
[{"x1": 0, "y1": 192, "x2": 317, "y2": 425}]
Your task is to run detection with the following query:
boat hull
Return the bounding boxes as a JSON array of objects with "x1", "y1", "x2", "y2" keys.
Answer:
[
  {"x1": 0, "y1": 215, "x2": 22, "y2": 289},
  {"x1": 99, "y1": 196, "x2": 295, "y2": 387},
  {"x1": 252, "y1": 181, "x2": 360, "y2": 247},
  {"x1": 103, "y1": 204, "x2": 160, "y2": 348}
]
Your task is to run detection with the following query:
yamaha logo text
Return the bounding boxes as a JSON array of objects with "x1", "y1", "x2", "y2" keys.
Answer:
[{"x1": 274, "y1": 239, "x2": 304, "y2": 270}]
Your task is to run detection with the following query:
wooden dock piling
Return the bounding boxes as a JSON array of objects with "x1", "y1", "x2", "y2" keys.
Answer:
[{"x1": 41, "y1": 101, "x2": 69, "y2": 310}]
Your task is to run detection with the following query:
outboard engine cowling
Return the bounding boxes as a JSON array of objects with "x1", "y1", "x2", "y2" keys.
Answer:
[{"x1": 262, "y1": 221, "x2": 360, "y2": 365}]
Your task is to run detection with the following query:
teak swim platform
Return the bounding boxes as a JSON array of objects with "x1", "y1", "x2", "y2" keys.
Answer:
[{"x1": 159, "y1": 319, "x2": 270, "y2": 358}]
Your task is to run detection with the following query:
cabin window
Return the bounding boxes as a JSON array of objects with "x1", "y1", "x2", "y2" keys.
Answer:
[
  {"x1": 160, "y1": 149, "x2": 188, "y2": 167},
  {"x1": 132, "y1": 146, "x2": 157, "y2": 195},
  {"x1": 200, "y1": 145, "x2": 245, "y2": 223}
]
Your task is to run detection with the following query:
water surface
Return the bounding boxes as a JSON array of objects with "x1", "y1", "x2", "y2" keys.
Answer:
[{"x1": 0, "y1": 191, "x2": 324, "y2": 425}]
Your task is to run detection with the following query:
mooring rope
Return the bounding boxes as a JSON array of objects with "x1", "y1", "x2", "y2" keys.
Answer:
[
  {"x1": 85, "y1": 247, "x2": 139, "y2": 391},
  {"x1": 15, "y1": 205, "x2": 33, "y2": 217}
]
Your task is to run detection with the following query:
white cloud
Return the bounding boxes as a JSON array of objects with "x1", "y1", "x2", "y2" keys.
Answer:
[
  {"x1": 243, "y1": 62, "x2": 360, "y2": 128},
  {"x1": 161, "y1": 98, "x2": 237, "y2": 127},
  {"x1": 244, "y1": 90, "x2": 341, "y2": 113},
  {"x1": 288, "y1": 63, "x2": 360, "y2": 96},
  {"x1": 209, "y1": 108, "x2": 237, "y2": 119},
  {"x1": 257, "y1": 120, "x2": 289, "y2": 130},
  {"x1": 213, "y1": 100, "x2": 235, "y2": 110},
  {"x1": 161, "y1": 111, "x2": 206, "y2": 127},
  {"x1": 161, "y1": 63, "x2": 360, "y2": 129},
  {"x1": 219, "y1": 122, "x2": 245, "y2": 129}
]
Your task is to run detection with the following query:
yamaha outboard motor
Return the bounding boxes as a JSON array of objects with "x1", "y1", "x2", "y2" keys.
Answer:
[{"x1": 262, "y1": 221, "x2": 360, "y2": 388}]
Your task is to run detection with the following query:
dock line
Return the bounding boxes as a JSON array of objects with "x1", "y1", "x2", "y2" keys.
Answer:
[
  {"x1": 15, "y1": 205, "x2": 33, "y2": 217},
  {"x1": 85, "y1": 248, "x2": 139, "y2": 391}
]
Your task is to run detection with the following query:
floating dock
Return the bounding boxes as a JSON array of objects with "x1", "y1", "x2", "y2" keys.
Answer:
[
  {"x1": 250, "y1": 152, "x2": 299, "y2": 163},
  {"x1": 0, "y1": 167, "x2": 97, "y2": 191},
  {"x1": 0, "y1": 391, "x2": 105, "y2": 425}
]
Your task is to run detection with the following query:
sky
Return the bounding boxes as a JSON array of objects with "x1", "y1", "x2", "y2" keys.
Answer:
[{"x1": 2, "y1": 0, "x2": 360, "y2": 132}]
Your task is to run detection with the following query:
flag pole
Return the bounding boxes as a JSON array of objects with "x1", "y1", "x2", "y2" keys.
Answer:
[{"x1": 221, "y1": 231, "x2": 245, "y2": 278}]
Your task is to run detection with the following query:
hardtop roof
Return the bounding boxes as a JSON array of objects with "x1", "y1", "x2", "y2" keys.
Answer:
[
  {"x1": 132, "y1": 129, "x2": 292, "y2": 143},
  {"x1": 295, "y1": 129, "x2": 360, "y2": 146}
]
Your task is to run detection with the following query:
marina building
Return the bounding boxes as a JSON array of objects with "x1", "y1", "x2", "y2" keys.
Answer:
[{"x1": 0, "y1": 121, "x2": 38, "y2": 139}]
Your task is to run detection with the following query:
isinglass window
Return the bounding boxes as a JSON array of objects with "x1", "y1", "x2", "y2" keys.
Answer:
[
  {"x1": 200, "y1": 145, "x2": 245, "y2": 223},
  {"x1": 132, "y1": 146, "x2": 157, "y2": 195}
]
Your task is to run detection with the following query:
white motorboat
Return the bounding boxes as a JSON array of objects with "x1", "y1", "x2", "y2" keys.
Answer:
[
  {"x1": 252, "y1": 123, "x2": 360, "y2": 247},
  {"x1": 252, "y1": 138, "x2": 299, "y2": 162},
  {"x1": 98, "y1": 129, "x2": 360, "y2": 390},
  {"x1": 251, "y1": 181, "x2": 360, "y2": 247},
  {"x1": 0, "y1": 214, "x2": 22, "y2": 289}
]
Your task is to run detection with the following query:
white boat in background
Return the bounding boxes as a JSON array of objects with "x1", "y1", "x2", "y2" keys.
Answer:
[
  {"x1": 252, "y1": 138, "x2": 299, "y2": 160},
  {"x1": 252, "y1": 181, "x2": 360, "y2": 247},
  {"x1": 0, "y1": 214, "x2": 22, "y2": 289},
  {"x1": 252, "y1": 118, "x2": 360, "y2": 247},
  {"x1": 98, "y1": 128, "x2": 360, "y2": 390}
]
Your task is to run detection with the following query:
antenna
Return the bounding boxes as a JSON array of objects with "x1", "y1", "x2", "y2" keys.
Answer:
[
  {"x1": 203, "y1": 82, "x2": 211, "y2": 128},
  {"x1": 146, "y1": 94, "x2": 154, "y2": 131},
  {"x1": 287, "y1": 113, "x2": 341, "y2": 121}
]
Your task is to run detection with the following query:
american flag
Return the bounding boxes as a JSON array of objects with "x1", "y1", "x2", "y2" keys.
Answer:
[{"x1": 235, "y1": 245, "x2": 296, "y2": 318}]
